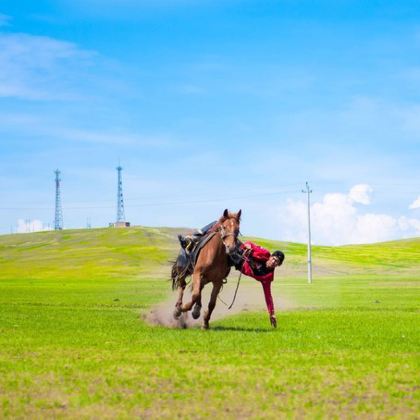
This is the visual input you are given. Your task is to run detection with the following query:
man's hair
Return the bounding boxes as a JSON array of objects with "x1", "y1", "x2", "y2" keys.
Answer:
[{"x1": 271, "y1": 250, "x2": 285, "y2": 264}]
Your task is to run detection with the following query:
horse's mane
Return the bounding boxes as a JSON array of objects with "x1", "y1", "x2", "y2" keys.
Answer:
[{"x1": 218, "y1": 209, "x2": 242, "y2": 224}]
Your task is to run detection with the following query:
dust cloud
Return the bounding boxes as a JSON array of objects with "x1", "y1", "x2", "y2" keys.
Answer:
[{"x1": 144, "y1": 276, "x2": 296, "y2": 328}]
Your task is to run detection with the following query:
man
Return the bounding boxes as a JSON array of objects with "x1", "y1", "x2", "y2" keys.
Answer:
[
  {"x1": 237, "y1": 241, "x2": 284, "y2": 328},
  {"x1": 178, "y1": 221, "x2": 217, "y2": 251},
  {"x1": 175, "y1": 221, "x2": 219, "y2": 279}
]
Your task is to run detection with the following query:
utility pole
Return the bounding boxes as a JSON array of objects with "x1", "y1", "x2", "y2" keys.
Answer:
[{"x1": 302, "y1": 181, "x2": 313, "y2": 284}]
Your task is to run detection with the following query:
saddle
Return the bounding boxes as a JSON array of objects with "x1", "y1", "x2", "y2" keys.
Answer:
[
  {"x1": 175, "y1": 232, "x2": 245, "y2": 279},
  {"x1": 175, "y1": 232, "x2": 217, "y2": 277}
]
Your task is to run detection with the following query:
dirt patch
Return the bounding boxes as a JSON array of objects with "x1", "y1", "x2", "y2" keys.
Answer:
[{"x1": 144, "y1": 277, "x2": 297, "y2": 328}]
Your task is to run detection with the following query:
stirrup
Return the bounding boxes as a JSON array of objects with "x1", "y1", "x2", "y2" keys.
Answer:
[{"x1": 186, "y1": 239, "x2": 194, "y2": 251}]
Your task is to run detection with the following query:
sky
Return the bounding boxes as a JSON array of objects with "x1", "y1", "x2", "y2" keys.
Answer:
[{"x1": 0, "y1": 0, "x2": 419, "y2": 245}]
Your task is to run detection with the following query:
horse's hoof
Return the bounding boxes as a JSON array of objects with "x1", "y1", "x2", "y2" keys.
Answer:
[
  {"x1": 201, "y1": 323, "x2": 209, "y2": 330},
  {"x1": 173, "y1": 307, "x2": 182, "y2": 319},
  {"x1": 192, "y1": 304, "x2": 201, "y2": 320}
]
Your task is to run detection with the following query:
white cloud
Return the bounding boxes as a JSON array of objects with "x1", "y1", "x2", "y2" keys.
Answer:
[
  {"x1": 275, "y1": 185, "x2": 420, "y2": 245},
  {"x1": 348, "y1": 184, "x2": 373, "y2": 205},
  {"x1": 353, "y1": 213, "x2": 397, "y2": 244},
  {"x1": 56, "y1": 128, "x2": 175, "y2": 146},
  {"x1": 0, "y1": 112, "x2": 180, "y2": 148},
  {"x1": 409, "y1": 195, "x2": 420, "y2": 209},
  {"x1": 0, "y1": 32, "x2": 93, "y2": 100},
  {"x1": 16, "y1": 219, "x2": 52, "y2": 233},
  {"x1": 398, "y1": 216, "x2": 420, "y2": 231}
]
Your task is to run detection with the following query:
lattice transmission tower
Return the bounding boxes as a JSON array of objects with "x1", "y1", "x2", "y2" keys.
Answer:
[
  {"x1": 116, "y1": 166, "x2": 126, "y2": 223},
  {"x1": 54, "y1": 169, "x2": 63, "y2": 230}
]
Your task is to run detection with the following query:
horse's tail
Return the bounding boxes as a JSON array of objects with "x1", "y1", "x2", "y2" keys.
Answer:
[{"x1": 170, "y1": 261, "x2": 180, "y2": 291}]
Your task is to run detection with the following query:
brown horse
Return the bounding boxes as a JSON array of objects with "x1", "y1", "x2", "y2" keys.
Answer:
[{"x1": 172, "y1": 209, "x2": 241, "y2": 329}]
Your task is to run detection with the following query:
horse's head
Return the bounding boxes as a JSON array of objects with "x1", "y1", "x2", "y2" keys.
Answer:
[{"x1": 218, "y1": 208, "x2": 242, "y2": 255}]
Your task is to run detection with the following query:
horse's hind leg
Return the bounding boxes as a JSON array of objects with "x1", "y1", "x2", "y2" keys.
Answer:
[
  {"x1": 173, "y1": 277, "x2": 186, "y2": 319},
  {"x1": 202, "y1": 282, "x2": 222, "y2": 330}
]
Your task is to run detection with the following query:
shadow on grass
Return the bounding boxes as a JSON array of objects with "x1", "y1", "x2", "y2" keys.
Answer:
[{"x1": 211, "y1": 325, "x2": 272, "y2": 333}]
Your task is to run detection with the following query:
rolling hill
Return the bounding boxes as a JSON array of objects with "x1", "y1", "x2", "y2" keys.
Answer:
[{"x1": 0, "y1": 226, "x2": 418, "y2": 281}]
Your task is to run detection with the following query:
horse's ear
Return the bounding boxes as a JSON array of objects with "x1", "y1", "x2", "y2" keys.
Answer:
[
  {"x1": 223, "y1": 209, "x2": 229, "y2": 219},
  {"x1": 236, "y1": 209, "x2": 242, "y2": 222}
]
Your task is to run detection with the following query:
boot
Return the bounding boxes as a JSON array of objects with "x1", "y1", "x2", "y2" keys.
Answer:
[{"x1": 178, "y1": 235, "x2": 188, "y2": 249}]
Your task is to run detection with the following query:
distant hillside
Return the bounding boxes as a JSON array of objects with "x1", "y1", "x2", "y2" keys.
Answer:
[
  {"x1": 250, "y1": 236, "x2": 420, "y2": 276},
  {"x1": 0, "y1": 227, "x2": 418, "y2": 280},
  {"x1": 0, "y1": 227, "x2": 178, "y2": 280}
]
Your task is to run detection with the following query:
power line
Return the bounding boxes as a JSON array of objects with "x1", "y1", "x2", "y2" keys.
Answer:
[
  {"x1": 0, "y1": 189, "x2": 300, "y2": 211},
  {"x1": 0, "y1": 182, "x2": 418, "y2": 211}
]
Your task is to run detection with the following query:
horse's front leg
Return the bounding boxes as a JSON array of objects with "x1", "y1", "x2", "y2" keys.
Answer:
[
  {"x1": 181, "y1": 271, "x2": 203, "y2": 313},
  {"x1": 202, "y1": 281, "x2": 222, "y2": 330},
  {"x1": 173, "y1": 277, "x2": 186, "y2": 319}
]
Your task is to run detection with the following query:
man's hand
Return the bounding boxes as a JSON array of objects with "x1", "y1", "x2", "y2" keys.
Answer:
[
  {"x1": 243, "y1": 248, "x2": 252, "y2": 257},
  {"x1": 270, "y1": 314, "x2": 277, "y2": 328}
]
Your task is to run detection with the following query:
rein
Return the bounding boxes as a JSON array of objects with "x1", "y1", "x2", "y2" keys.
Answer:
[
  {"x1": 213, "y1": 220, "x2": 244, "y2": 310},
  {"x1": 218, "y1": 270, "x2": 242, "y2": 310},
  {"x1": 218, "y1": 245, "x2": 247, "y2": 310}
]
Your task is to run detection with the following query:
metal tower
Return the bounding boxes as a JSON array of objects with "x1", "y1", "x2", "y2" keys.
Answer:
[
  {"x1": 116, "y1": 166, "x2": 126, "y2": 223},
  {"x1": 54, "y1": 169, "x2": 63, "y2": 230}
]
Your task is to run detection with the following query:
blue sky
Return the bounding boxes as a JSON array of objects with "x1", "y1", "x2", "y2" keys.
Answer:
[{"x1": 0, "y1": 0, "x2": 419, "y2": 244}]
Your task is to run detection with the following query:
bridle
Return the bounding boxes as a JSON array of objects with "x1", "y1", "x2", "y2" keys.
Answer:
[
  {"x1": 218, "y1": 224, "x2": 240, "y2": 249},
  {"x1": 217, "y1": 221, "x2": 242, "y2": 310}
]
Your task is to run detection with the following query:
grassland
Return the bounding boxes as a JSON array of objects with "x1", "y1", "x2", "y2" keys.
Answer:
[{"x1": 0, "y1": 227, "x2": 419, "y2": 418}]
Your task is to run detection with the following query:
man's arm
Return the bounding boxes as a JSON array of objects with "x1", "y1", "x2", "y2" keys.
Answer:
[
  {"x1": 240, "y1": 256, "x2": 274, "y2": 283},
  {"x1": 261, "y1": 280, "x2": 277, "y2": 327},
  {"x1": 261, "y1": 280, "x2": 275, "y2": 316},
  {"x1": 243, "y1": 241, "x2": 271, "y2": 262},
  {"x1": 240, "y1": 260, "x2": 255, "y2": 277}
]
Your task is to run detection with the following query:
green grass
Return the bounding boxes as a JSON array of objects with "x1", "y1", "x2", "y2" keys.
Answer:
[{"x1": 0, "y1": 227, "x2": 419, "y2": 418}]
